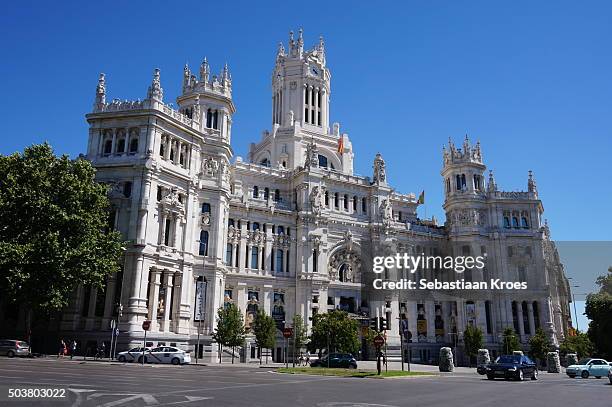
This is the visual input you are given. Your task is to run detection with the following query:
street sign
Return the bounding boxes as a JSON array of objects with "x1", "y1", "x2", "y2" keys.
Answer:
[
  {"x1": 142, "y1": 320, "x2": 151, "y2": 331},
  {"x1": 282, "y1": 327, "x2": 293, "y2": 338},
  {"x1": 373, "y1": 335, "x2": 385, "y2": 347}
]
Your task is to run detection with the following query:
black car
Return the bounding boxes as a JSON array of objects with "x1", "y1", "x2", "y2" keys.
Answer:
[
  {"x1": 485, "y1": 354, "x2": 538, "y2": 381},
  {"x1": 310, "y1": 353, "x2": 357, "y2": 369}
]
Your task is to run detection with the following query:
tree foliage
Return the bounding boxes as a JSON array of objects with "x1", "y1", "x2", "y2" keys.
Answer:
[
  {"x1": 212, "y1": 304, "x2": 246, "y2": 363},
  {"x1": 252, "y1": 309, "x2": 276, "y2": 364},
  {"x1": 559, "y1": 332, "x2": 594, "y2": 358},
  {"x1": 585, "y1": 266, "x2": 612, "y2": 359},
  {"x1": 292, "y1": 314, "x2": 308, "y2": 351},
  {"x1": 528, "y1": 328, "x2": 552, "y2": 367},
  {"x1": 463, "y1": 325, "x2": 484, "y2": 364},
  {"x1": 0, "y1": 143, "x2": 123, "y2": 314},
  {"x1": 501, "y1": 327, "x2": 521, "y2": 354},
  {"x1": 308, "y1": 310, "x2": 360, "y2": 356}
]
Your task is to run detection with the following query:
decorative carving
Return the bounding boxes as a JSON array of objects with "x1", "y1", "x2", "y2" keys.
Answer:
[
  {"x1": 449, "y1": 209, "x2": 487, "y2": 227},
  {"x1": 304, "y1": 140, "x2": 319, "y2": 170},
  {"x1": 328, "y1": 249, "x2": 361, "y2": 283},
  {"x1": 309, "y1": 185, "x2": 325, "y2": 216},
  {"x1": 381, "y1": 198, "x2": 393, "y2": 230},
  {"x1": 201, "y1": 156, "x2": 220, "y2": 178},
  {"x1": 147, "y1": 68, "x2": 163, "y2": 101},
  {"x1": 373, "y1": 153, "x2": 387, "y2": 185}
]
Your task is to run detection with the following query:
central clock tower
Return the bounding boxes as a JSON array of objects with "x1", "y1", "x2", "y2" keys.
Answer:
[{"x1": 272, "y1": 28, "x2": 330, "y2": 135}]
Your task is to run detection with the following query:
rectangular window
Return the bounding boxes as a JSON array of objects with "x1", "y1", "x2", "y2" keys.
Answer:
[
  {"x1": 226, "y1": 244, "x2": 233, "y2": 265},
  {"x1": 251, "y1": 246, "x2": 258, "y2": 269},
  {"x1": 275, "y1": 249, "x2": 284, "y2": 273}
]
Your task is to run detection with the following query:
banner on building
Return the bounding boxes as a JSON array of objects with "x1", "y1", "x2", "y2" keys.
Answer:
[{"x1": 194, "y1": 280, "x2": 207, "y2": 321}]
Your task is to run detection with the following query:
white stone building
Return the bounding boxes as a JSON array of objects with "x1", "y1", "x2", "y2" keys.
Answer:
[{"x1": 25, "y1": 30, "x2": 572, "y2": 362}]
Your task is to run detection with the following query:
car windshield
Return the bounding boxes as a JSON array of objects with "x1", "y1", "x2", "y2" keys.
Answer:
[
  {"x1": 578, "y1": 358, "x2": 591, "y2": 365},
  {"x1": 129, "y1": 347, "x2": 142, "y2": 352},
  {"x1": 496, "y1": 355, "x2": 520, "y2": 364}
]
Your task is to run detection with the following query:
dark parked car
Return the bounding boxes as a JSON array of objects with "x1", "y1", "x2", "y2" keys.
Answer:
[
  {"x1": 310, "y1": 353, "x2": 357, "y2": 369},
  {"x1": 0, "y1": 340, "x2": 31, "y2": 358},
  {"x1": 485, "y1": 354, "x2": 538, "y2": 381}
]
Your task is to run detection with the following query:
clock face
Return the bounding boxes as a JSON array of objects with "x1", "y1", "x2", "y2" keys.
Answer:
[{"x1": 311, "y1": 67, "x2": 319, "y2": 76}]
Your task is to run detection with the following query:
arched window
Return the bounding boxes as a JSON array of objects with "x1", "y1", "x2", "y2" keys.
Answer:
[
  {"x1": 199, "y1": 230, "x2": 209, "y2": 256},
  {"x1": 252, "y1": 222, "x2": 260, "y2": 231},
  {"x1": 503, "y1": 216, "x2": 511, "y2": 228},
  {"x1": 512, "y1": 217, "x2": 519, "y2": 228},
  {"x1": 226, "y1": 243, "x2": 233, "y2": 265},
  {"x1": 324, "y1": 191, "x2": 329, "y2": 206},
  {"x1": 275, "y1": 249, "x2": 284, "y2": 272},
  {"x1": 318, "y1": 154, "x2": 328, "y2": 168},
  {"x1": 104, "y1": 139, "x2": 112, "y2": 155},
  {"x1": 123, "y1": 182, "x2": 132, "y2": 198},
  {"x1": 169, "y1": 146, "x2": 175, "y2": 162},
  {"x1": 260, "y1": 158, "x2": 270, "y2": 167},
  {"x1": 521, "y1": 217, "x2": 529, "y2": 228},
  {"x1": 206, "y1": 109, "x2": 212, "y2": 128},
  {"x1": 533, "y1": 301, "x2": 540, "y2": 329},
  {"x1": 334, "y1": 193, "x2": 339, "y2": 209},
  {"x1": 253, "y1": 186, "x2": 259, "y2": 198},
  {"x1": 343, "y1": 194, "x2": 348, "y2": 210},
  {"x1": 339, "y1": 264, "x2": 351, "y2": 283},
  {"x1": 461, "y1": 174, "x2": 467, "y2": 189},
  {"x1": 456, "y1": 174, "x2": 461, "y2": 190},
  {"x1": 353, "y1": 196, "x2": 358, "y2": 211},
  {"x1": 313, "y1": 249, "x2": 318, "y2": 273},
  {"x1": 264, "y1": 187, "x2": 270, "y2": 200},
  {"x1": 129, "y1": 138, "x2": 138, "y2": 154},
  {"x1": 213, "y1": 110, "x2": 219, "y2": 129},
  {"x1": 274, "y1": 189, "x2": 280, "y2": 202},
  {"x1": 159, "y1": 141, "x2": 165, "y2": 157},
  {"x1": 116, "y1": 138, "x2": 125, "y2": 154},
  {"x1": 201, "y1": 203, "x2": 211, "y2": 213},
  {"x1": 362, "y1": 197, "x2": 367, "y2": 213},
  {"x1": 446, "y1": 178, "x2": 451, "y2": 193}
]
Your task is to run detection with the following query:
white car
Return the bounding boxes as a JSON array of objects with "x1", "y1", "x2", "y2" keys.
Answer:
[
  {"x1": 116, "y1": 347, "x2": 150, "y2": 363},
  {"x1": 139, "y1": 346, "x2": 191, "y2": 365}
]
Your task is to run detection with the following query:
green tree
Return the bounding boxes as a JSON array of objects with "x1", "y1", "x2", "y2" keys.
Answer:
[
  {"x1": 502, "y1": 328, "x2": 521, "y2": 354},
  {"x1": 0, "y1": 143, "x2": 123, "y2": 342},
  {"x1": 585, "y1": 267, "x2": 612, "y2": 360},
  {"x1": 252, "y1": 309, "x2": 276, "y2": 364},
  {"x1": 212, "y1": 304, "x2": 246, "y2": 364},
  {"x1": 463, "y1": 325, "x2": 484, "y2": 366},
  {"x1": 292, "y1": 314, "x2": 308, "y2": 355},
  {"x1": 308, "y1": 310, "x2": 360, "y2": 357},
  {"x1": 528, "y1": 328, "x2": 552, "y2": 369},
  {"x1": 559, "y1": 332, "x2": 594, "y2": 358}
]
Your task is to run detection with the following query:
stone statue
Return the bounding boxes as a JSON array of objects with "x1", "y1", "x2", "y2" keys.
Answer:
[
  {"x1": 373, "y1": 153, "x2": 387, "y2": 185},
  {"x1": 309, "y1": 186, "x2": 324, "y2": 216}
]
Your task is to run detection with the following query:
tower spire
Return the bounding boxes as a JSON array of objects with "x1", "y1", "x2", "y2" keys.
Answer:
[
  {"x1": 528, "y1": 170, "x2": 538, "y2": 194},
  {"x1": 487, "y1": 170, "x2": 497, "y2": 192},
  {"x1": 200, "y1": 57, "x2": 209, "y2": 82}
]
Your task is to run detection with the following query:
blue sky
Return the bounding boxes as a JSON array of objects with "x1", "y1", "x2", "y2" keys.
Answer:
[{"x1": 1, "y1": 1, "x2": 611, "y2": 247}]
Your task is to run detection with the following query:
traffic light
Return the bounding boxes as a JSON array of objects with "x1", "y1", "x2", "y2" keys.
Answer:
[
  {"x1": 380, "y1": 316, "x2": 388, "y2": 331},
  {"x1": 370, "y1": 317, "x2": 380, "y2": 331}
]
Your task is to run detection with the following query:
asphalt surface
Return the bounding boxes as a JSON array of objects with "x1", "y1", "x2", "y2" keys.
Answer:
[{"x1": 0, "y1": 357, "x2": 610, "y2": 407}]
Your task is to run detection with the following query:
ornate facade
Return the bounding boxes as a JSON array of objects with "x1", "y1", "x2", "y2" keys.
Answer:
[{"x1": 41, "y1": 30, "x2": 571, "y2": 362}]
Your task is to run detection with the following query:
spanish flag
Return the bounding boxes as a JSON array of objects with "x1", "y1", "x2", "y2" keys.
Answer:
[
  {"x1": 337, "y1": 136, "x2": 344, "y2": 153},
  {"x1": 418, "y1": 190, "x2": 425, "y2": 204}
]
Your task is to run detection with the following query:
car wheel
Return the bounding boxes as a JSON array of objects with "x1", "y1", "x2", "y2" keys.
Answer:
[
  {"x1": 581, "y1": 370, "x2": 589, "y2": 379},
  {"x1": 487, "y1": 374, "x2": 495, "y2": 380},
  {"x1": 7, "y1": 350, "x2": 15, "y2": 358},
  {"x1": 118, "y1": 355, "x2": 126, "y2": 363},
  {"x1": 531, "y1": 370, "x2": 538, "y2": 380},
  {"x1": 517, "y1": 370, "x2": 524, "y2": 381},
  {"x1": 348, "y1": 364, "x2": 357, "y2": 369},
  {"x1": 171, "y1": 357, "x2": 180, "y2": 365}
]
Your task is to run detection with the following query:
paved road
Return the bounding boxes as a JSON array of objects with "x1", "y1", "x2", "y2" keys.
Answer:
[{"x1": 0, "y1": 357, "x2": 609, "y2": 407}]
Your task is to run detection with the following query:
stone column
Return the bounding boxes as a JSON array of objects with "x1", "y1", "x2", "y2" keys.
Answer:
[
  {"x1": 160, "y1": 271, "x2": 173, "y2": 332},
  {"x1": 314, "y1": 88, "x2": 320, "y2": 126},
  {"x1": 102, "y1": 275, "x2": 117, "y2": 327},
  {"x1": 171, "y1": 271, "x2": 183, "y2": 333},
  {"x1": 148, "y1": 269, "x2": 161, "y2": 331},
  {"x1": 527, "y1": 302, "x2": 536, "y2": 336},
  {"x1": 426, "y1": 301, "x2": 436, "y2": 342},
  {"x1": 238, "y1": 220, "x2": 247, "y2": 272},
  {"x1": 476, "y1": 301, "x2": 487, "y2": 335},
  {"x1": 159, "y1": 212, "x2": 167, "y2": 245},
  {"x1": 263, "y1": 285, "x2": 273, "y2": 315},
  {"x1": 516, "y1": 302, "x2": 525, "y2": 340},
  {"x1": 407, "y1": 300, "x2": 418, "y2": 339}
]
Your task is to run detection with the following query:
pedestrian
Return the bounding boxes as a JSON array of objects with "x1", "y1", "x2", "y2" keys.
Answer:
[
  {"x1": 58, "y1": 339, "x2": 66, "y2": 358},
  {"x1": 298, "y1": 352, "x2": 304, "y2": 366},
  {"x1": 70, "y1": 340, "x2": 77, "y2": 360}
]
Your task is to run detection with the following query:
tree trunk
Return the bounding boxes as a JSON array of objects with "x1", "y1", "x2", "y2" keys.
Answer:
[
  {"x1": 231, "y1": 346, "x2": 235, "y2": 364},
  {"x1": 259, "y1": 346, "x2": 262, "y2": 365},
  {"x1": 219, "y1": 345, "x2": 222, "y2": 364},
  {"x1": 266, "y1": 348, "x2": 269, "y2": 364}
]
